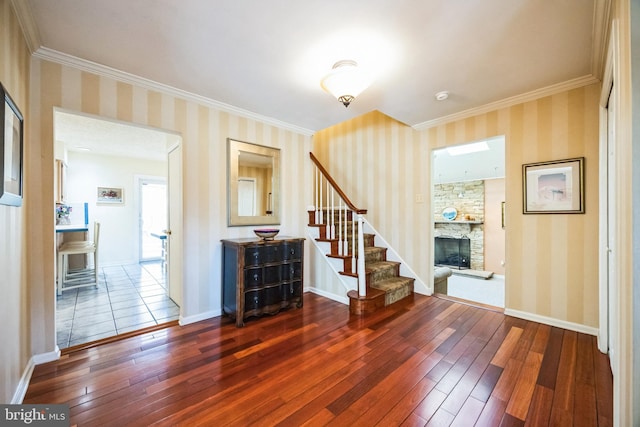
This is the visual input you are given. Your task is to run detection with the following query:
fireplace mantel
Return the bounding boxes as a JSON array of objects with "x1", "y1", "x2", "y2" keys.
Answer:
[{"x1": 434, "y1": 220, "x2": 483, "y2": 225}]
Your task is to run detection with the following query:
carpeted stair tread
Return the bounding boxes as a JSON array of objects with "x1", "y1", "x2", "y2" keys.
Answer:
[
  {"x1": 370, "y1": 275, "x2": 413, "y2": 291},
  {"x1": 366, "y1": 260, "x2": 400, "y2": 271},
  {"x1": 365, "y1": 246, "x2": 387, "y2": 263},
  {"x1": 366, "y1": 260, "x2": 400, "y2": 282},
  {"x1": 370, "y1": 276, "x2": 415, "y2": 306}
]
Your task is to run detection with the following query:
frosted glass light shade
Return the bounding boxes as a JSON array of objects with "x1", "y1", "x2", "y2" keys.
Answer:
[{"x1": 320, "y1": 60, "x2": 372, "y2": 107}]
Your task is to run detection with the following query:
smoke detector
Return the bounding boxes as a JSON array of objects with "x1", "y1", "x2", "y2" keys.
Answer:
[{"x1": 435, "y1": 91, "x2": 449, "y2": 101}]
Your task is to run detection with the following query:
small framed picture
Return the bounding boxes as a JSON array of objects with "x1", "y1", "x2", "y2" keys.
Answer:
[
  {"x1": 523, "y1": 157, "x2": 584, "y2": 214},
  {"x1": 97, "y1": 186, "x2": 124, "y2": 204},
  {"x1": 0, "y1": 83, "x2": 24, "y2": 207}
]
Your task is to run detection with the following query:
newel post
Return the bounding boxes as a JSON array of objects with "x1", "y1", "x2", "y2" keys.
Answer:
[{"x1": 357, "y1": 214, "x2": 366, "y2": 297}]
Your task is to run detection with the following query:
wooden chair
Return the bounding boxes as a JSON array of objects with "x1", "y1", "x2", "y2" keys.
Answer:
[{"x1": 57, "y1": 222, "x2": 100, "y2": 295}]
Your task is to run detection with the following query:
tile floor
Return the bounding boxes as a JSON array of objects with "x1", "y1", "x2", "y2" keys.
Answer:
[{"x1": 56, "y1": 261, "x2": 180, "y2": 349}]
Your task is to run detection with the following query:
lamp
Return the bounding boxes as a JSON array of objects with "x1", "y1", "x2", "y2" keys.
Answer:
[{"x1": 321, "y1": 60, "x2": 372, "y2": 107}]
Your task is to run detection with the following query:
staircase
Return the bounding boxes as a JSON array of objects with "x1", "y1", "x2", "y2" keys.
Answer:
[{"x1": 308, "y1": 153, "x2": 415, "y2": 315}]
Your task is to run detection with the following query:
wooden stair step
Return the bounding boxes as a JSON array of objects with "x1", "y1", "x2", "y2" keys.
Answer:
[{"x1": 347, "y1": 288, "x2": 385, "y2": 315}]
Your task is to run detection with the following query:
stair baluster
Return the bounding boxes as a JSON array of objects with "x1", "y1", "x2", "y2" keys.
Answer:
[
  {"x1": 318, "y1": 168, "x2": 323, "y2": 226},
  {"x1": 338, "y1": 198, "x2": 343, "y2": 256},
  {"x1": 315, "y1": 168, "x2": 320, "y2": 225},
  {"x1": 351, "y1": 214, "x2": 357, "y2": 275},
  {"x1": 342, "y1": 201, "x2": 348, "y2": 255}
]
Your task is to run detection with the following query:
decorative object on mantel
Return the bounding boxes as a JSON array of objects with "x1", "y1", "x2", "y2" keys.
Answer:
[
  {"x1": 56, "y1": 204, "x2": 72, "y2": 225},
  {"x1": 442, "y1": 207, "x2": 457, "y2": 221},
  {"x1": 254, "y1": 228, "x2": 279, "y2": 240}
]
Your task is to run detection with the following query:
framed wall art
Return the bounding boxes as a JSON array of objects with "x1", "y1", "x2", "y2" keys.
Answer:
[
  {"x1": 97, "y1": 186, "x2": 124, "y2": 204},
  {"x1": 0, "y1": 83, "x2": 24, "y2": 207},
  {"x1": 523, "y1": 157, "x2": 584, "y2": 214}
]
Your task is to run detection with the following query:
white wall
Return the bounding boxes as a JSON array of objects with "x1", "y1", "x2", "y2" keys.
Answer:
[{"x1": 66, "y1": 151, "x2": 166, "y2": 266}]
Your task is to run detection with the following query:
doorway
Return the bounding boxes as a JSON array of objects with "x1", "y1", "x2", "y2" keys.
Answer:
[
  {"x1": 432, "y1": 136, "x2": 506, "y2": 308},
  {"x1": 53, "y1": 110, "x2": 183, "y2": 349}
]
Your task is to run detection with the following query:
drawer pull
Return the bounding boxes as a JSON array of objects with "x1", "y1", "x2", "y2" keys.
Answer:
[{"x1": 253, "y1": 273, "x2": 259, "y2": 281}]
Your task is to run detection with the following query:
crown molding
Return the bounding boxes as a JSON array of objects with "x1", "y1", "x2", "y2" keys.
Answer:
[
  {"x1": 591, "y1": 0, "x2": 612, "y2": 81},
  {"x1": 10, "y1": 0, "x2": 42, "y2": 53},
  {"x1": 32, "y1": 47, "x2": 315, "y2": 136},
  {"x1": 412, "y1": 74, "x2": 601, "y2": 131}
]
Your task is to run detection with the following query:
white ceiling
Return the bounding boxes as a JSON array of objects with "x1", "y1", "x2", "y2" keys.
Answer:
[{"x1": 22, "y1": 0, "x2": 602, "y2": 133}]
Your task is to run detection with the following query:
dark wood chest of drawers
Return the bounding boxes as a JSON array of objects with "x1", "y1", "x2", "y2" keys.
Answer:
[{"x1": 221, "y1": 237, "x2": 304, "y2": 327}]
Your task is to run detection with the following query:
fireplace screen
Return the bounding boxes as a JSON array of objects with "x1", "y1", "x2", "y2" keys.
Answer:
[{"x1": 434, "y1": 236, "x2": 471, "y2": 269}]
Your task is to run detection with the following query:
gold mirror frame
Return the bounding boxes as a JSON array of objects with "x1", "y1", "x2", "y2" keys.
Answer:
[{"x1": 227, "y1": 138, "x2": 281, "y2": 226}]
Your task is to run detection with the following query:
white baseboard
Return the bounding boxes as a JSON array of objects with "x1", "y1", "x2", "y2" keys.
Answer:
[
  {"x1": 12, "y1": 347, "x2": 61, "y2": 404},
  {"x1": 306, "y1": 287, "x2": 348, "y2": 305},
  {"x1": 32, "y1": 347, "x2": 61, "y2": 365},
  {"x1": 179, "y1": 309, "x2": 221, "y2": 326},
  {"x1": 11, "y1": 359, "x2": 34, "y2": 404},
  {"x1": 504, "y1": 308, "x2": 599, "y2": 336},
  {"x1": 415, "y1": 286, "x2": 433, "y2": 296}
]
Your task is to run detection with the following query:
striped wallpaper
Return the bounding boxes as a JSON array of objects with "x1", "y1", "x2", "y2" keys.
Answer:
[
  {"x1": 27, "y1": 58, "x2": 313, "y2": 356},
  {"x1": 314, "y1": 84, "x2": 601, "y2": 330},
  {"x1": 6, "y1": 1, "x2": 638, "y2": 422},
  {"x1": 0, "y1": 0, "x2": 31, "y2": 404}
]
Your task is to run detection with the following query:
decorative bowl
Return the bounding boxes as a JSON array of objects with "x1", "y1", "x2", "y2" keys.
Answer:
[{"x1": 254, "y1": 229, "x2": 279, "y2": 240}]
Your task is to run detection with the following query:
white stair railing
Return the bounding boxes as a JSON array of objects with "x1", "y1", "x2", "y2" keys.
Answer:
[{"x1": 310, "y1": 153, "x2": 368, "y2": 297}]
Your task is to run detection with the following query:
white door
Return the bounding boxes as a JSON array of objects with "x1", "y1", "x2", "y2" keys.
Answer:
[
  {"x1": 606, "y1": 86, "x2": 617, "y2": 365},
  {"x1": 238, "y1": 177, "x2": 256, "y2": 216},
  {"x1": 167, "y1": 143, "x2": 183, "y2": 307},
  {"x1": 139, "y1": 178, "x2": 167, "y2": 261}
]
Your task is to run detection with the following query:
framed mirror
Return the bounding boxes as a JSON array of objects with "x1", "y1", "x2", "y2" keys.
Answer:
[{"x1": 227, "y1": 138, "x2": 280, "y2": 226}]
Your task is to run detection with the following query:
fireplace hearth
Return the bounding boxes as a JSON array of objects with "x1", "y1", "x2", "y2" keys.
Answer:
[{"x1": 434, "y1": 236, "x2": 471, "y2": 269}]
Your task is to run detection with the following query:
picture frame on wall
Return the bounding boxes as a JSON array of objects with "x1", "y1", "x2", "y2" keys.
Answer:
[
  {"x1": 97, "y1": 186, "x2": 124, "y2": 204},
  {"x1": 523, "y1": 157, "x2": 585, "y2": 214},
  {"x1": 0, "y1": 83, "x2": 24, "y2": 207}
]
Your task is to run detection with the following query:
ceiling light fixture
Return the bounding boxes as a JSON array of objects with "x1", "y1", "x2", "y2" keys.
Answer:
[
  {"x1": 435, "y1": 91, "x2": 449, "y2": 101},
  {"x1": 321, "y1": 60, "x2": 372, "y2": 108}
]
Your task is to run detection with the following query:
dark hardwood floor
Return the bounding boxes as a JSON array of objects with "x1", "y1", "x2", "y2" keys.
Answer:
[{"x1": 24, "y1": 293, "x2": 613, "y2": 426}]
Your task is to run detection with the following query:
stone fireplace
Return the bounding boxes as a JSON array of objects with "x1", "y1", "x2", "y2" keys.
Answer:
[{"x1": 434, "y1": 180, "x2": 485, "y2": 270}]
